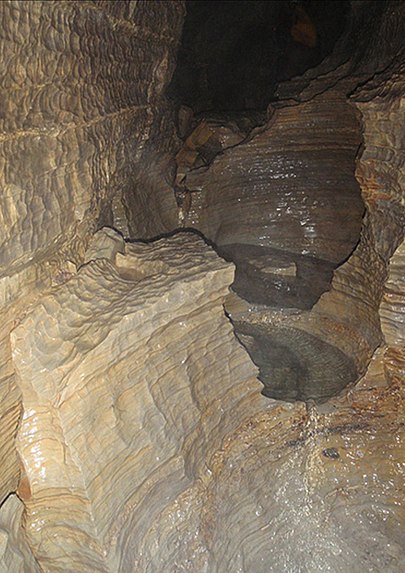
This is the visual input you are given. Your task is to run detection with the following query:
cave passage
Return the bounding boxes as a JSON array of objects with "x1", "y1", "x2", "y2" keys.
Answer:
[
  {"x1": 170, "y1": 0, "x2": 364, "y2": 404},
  {"x1": 168, "y1": 0, "x2": 350, "y2": 112},
  {"x1": 0, "y1": 1, "x2": 403, "y2": 570}
]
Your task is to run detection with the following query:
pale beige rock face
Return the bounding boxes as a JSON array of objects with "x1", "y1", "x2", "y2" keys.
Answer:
[
  {"x1": 0, "y1": 0, "x2": 183, "y2": 506},
  {"x1": 0, "y1": 495, "x2": 40, "y2": 573},
  {"x1": 381, "y1": 241, "x2": 405, "y2": 346},
  {"x1": 11, "y1": 230, "x2": 267, "y2": 572}
]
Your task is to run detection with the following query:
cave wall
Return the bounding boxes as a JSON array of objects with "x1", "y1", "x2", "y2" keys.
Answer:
[
  {"x1": 180, "y1": 0, "x2": 405, "y2": 393},
  {"x1": 0, "y1": 1, "x2": 404, "y2": 572},
  {"x1": 286, "y1": 10, "x2": 405, "y2": 376},
  {"x1": 0, "y1": 0, "x2": 184, "y2": 506},
  {"x1": 271, "y1": 57, "x2": 405, "y2": 397},
  {"x1": 184, "y1": 88, "x2": 363, "y2": 265},
  {"x1": 9, "y1": 229, "x2": 266, "y2": 572},
  {"x1": 355, "y1": 60, "x2": 405, "y2": 369},
  {"x1": 149, "y1": 42, "x2": 405, "y2": 571}
]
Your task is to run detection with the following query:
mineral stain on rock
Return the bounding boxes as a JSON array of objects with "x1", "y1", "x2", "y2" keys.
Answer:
[{"x1": 322, "y1": 447, "x2": 340, "y2": 459}]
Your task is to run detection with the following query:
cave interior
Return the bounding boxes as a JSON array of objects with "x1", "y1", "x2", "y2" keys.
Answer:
[
  {"x1": 0, "y1": 0, "x2": 404, "y2": 572},
  {"x1": 169, "y1": 0, "x2": 364, "y2": 403}
]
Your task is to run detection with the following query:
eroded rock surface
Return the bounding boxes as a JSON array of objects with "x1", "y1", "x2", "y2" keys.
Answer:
[
  {"x1": 10, "y1": 230, "x2": 266, "y2": 572},
  {"x1": 0, "y1": 1, "x2": 404, "y2": 572},
  {"x1": 180, "y1": 88, "x2": 363, "y2": 310},
  {"x1": 199, "y1": 379, "x2": 405, "y2": 573},
  {"x1": 0, "y1": 495, "x2": 39, "y2": 573},
  {"x1": 0, "y1": 0, "x2": 184, "y2": 506},
  {"x1": 180, "y1": 3, "x2": 405, "y2": 412},
  {"x1": 6, "y1": 227, "x2": 405, "y2": 573}
]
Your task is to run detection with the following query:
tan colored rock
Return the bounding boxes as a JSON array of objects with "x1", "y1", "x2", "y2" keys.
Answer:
[
  {"x1": 175, "y1": 117, "x2": 248, "y2": 189},
  {"x1": 197, "y1": 378, "x2": 405, "y2": 572},
  {"x1": 10, "y1": 230, "x2": 266, "y2": 572},
  {"x1": 0, "y1": 495, "x2": 40, "y2": 573},
  {"x1": 302, "y1": 59, "x2": 405, "y2": 374},
  {"x1": 0, "y1": 0, "x2": 184, "y2": 506},
  {"x1": 380, "y1": 241, "x2": 405, "y2": 347},
  {"x1": 0, "y1": 1, "x2": 404, "y2": 571}
]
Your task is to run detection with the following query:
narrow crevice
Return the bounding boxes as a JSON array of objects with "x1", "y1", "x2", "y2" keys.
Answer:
[
  {"x1": 166, "y1": 1, "x2": 366, "y2": 406},
  {"x1": 167, "y1": 0, "x2": 351, "y2": 113}
]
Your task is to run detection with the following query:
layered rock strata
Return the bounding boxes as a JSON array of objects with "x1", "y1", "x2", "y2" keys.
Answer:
[
  {"x1": 9, "y1": 228, "x2": 405, "y2": 573},
  {"x1": 181, "y1": 88, "x2": 364, "y2": 310},
  {"x1": 0, "y1": 495, "x2": 40, "y2": 573},
  {"x1": 177, "y1": 3, "x2": 405, "y2": 406},
  {"x1": 10, "y1": 229, "x2": 267, "y2": 572},
  {"x1": 176, "y1": 83, "x2": 367, "y2": 400},
  {"x1": 224, "y1": 61, "x2": 404, "y2": 401},
  {"x1": 0, "y1": 1, "x2": 404, "y2": 571},
  {"x1": 0, "y1": 0, "x2": 184, "y2": 506}
]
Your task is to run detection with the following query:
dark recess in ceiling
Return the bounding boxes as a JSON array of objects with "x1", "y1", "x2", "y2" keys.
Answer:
[{"x1": 168, "y1": 0, "x2": 350, "y2": 112}]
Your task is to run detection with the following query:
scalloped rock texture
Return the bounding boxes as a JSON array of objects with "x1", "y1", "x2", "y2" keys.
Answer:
[
  {"x1": 180, "y1": 3, "x2": 405, "y2": 406},
  {"x1": 183, "y1": 90, "x2": 363, "y2": 267},
  {"x1": 0, "y1": 0, "x2": 183, "y2": 505},
  {"x1": 0, "y1": 1, "x2": 404, "y2": 572},
  {"x1": 181, "y1": 87, "x2": 364, "y2": 311},
  {"x1": 10, "y1": 230, "x2": 268, "y2": 572},
  {"x1": 0, "y1": 0, "x2": 183, "y2": 276}
]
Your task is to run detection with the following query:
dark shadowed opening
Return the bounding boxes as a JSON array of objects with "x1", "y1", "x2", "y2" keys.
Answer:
[{"x1": 168, "y1": 0, "x2": 350, "y2": 112}]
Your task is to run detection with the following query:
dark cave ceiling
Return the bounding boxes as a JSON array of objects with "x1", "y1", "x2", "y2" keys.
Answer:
[{"x1": 168, "y1": 0, "x2": 351, "y2": 112}]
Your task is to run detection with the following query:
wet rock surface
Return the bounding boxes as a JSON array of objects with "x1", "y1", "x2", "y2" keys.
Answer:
[
  {"x1": 183, "y1": 90, "x2": 364, "y2": 267},
  {"x1": 175, "y1": 78, "x2": 366, "y2": 409},
  {"x1": 11, "y1": 230, "x2": 265, "y2": 572},
  {"x1": 0, "y1": 0, "x2": 184, "y2": 507},
  {"x1": 235, "y1": 322, "x2": 358, "y2": 403},
  {"x1": 199, "y1": 384, "x2": 405, "y2": 573},
  {"x1": 217, "y1": 242, "x2": 335, "y2": 309},
  {"x1": 0, "y1": 1, "x2": 404, "y2": 572},
  {"x1": 177, "y1": 87, "x2": 365, "y2": 340}
]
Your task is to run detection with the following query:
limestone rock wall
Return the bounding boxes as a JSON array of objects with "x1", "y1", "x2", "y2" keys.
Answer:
[
  {"x1": 0, "y1": 495, "x2": 40, "y2": 573},
  {"x1": 10, "y1": 230, "x2": 266, "y2": 572},
  {"x1": 381, "y1": 242, "x2": 405, "y2": 347},
  {"x1": 180, "y1": 2, "x2": 405, "y2": 403},
  {"x1": 196, "y1": 364, "x2": 405, "y2": 573},
  {"x1": 356, "y1": 61, "x2": 405, "y2": 382},
  {"x1": 177, "y1": 86, "x2": 364, "y2": 313},
  {"x1": 0, "y1": 0, "x2": 184, "y2": 504},
  {"x1": 0, "y1": 0, "x2": 182, "y2": 276},
  {"x1": 287, "y1": 58, "x2": 405, "y2": 381},
  {"x1": 183, "y1": 90, "x2": 363, "y2": 266},
  {"x1": 147, "y1": 58, "x2": 405, "y2": 567},
  {"x1": 0, "y1": 1, "x2": 404, "y2": 572}
]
